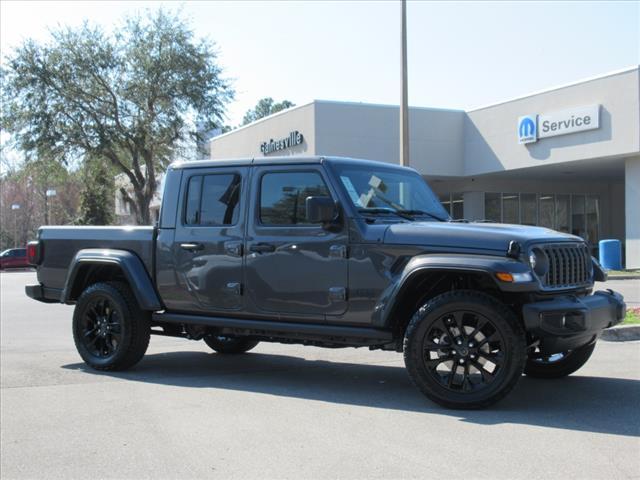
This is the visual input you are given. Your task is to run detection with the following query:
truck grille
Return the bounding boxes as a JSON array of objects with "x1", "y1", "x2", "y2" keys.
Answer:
[{"x1": 538, "y1": 243, "x2": 592, "y2": 290}]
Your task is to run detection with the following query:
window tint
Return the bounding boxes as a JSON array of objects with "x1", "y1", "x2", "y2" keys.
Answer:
[
  {"x1": 260, "y1": 171, "x2": 330, "y2": 225},
  {"x1": 185, "y1": 176, "x2": 203, "y2": 224},
  {"x1": 184, "y1": 173, "x2": 241, "y2": 226}
]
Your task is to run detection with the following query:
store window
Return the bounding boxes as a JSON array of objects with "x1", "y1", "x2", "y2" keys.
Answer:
[
  {"x1": 586, "y1": 195, "x2": 599, "y2": 244},
  {"x1": 556, "y1": 195, "x2": 570, "y2": 233},
  {"x1": 539, "y1": 194, "x2": 554, "y2": 229},
  {"x1": 484, "y1": 193, "x2": 501, "y2": 222},
  {"x1": 571, "y1": 194, "x2": 586, "y2": 239},
  {"x1": 451, "y1": 193, "x2": 464, "y2": 220},
  {"x1": 520, "y1": 194, "x2": 537, "y2": 226},
  {"x1": 502, "y1": 193, "x2": 519, "y2": 224},
  {"x1": 480, "y1": 192, "x2": 598, "y2": 245},
  {"x1": 439, "y1": 193, "x2": 464, "y2": 220}
]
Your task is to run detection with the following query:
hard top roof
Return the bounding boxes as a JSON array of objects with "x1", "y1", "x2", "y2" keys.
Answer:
[{"x1": 170, "y1": 156, "x2": 416, "y2": 172}]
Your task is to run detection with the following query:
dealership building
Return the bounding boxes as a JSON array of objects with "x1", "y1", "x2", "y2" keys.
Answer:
[{"x1": 207, "y1": 66, "x2": 640, "y2": 267}]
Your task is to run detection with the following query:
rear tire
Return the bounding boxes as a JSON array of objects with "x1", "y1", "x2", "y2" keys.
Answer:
[
  {"x1": 403, "y1": 290, "x2": 526, "y2": 409},
  {"x1": 524, "y1": 342, "x2": 596, "y2": 379},
  {"x1": 203, "y1": 335, "x2": 259, "y2": 354},
  {"x1": 72, "y1": 282, "x2": 150, "y2": 371}
]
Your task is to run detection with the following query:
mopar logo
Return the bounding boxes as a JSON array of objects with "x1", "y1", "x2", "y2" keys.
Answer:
[{"x1": 518, "y1": 115, "x2": 537, "y2": 144}]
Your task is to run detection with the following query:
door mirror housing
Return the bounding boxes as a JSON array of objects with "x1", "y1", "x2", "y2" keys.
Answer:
[{"x1": 305, "y1": 196, "x2": 338, "y2": 225}]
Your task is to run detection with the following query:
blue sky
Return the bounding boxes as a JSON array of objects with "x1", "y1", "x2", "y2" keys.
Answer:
[{"x1": 1, "y1": 0, "x2": 638, "y2": 127}]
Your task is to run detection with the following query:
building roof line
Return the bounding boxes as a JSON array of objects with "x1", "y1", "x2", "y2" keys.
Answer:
[
  {"x1": 467, "y1": 65, "x2": 639, "y2": 113},
  {"x1": 208, "y1": 100, "x2": 315, "y2": 142}
]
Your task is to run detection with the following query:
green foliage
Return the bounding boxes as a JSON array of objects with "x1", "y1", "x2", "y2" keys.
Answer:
[
  {"x1": 242, "y1": 98, "x2": 295, "y2": 125},
  {"x1": 77, "y1": 159, "x2": 115, "y2": 225},
  {"x1": 1, "y1": 9, "x2": 234, "y2": 224}
]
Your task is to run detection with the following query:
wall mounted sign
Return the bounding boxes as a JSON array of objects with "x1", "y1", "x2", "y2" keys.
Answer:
[
  {"x1": 518, "y1": 105, "x2": 600, "y2": 144},
  {"x1": 260, "y1": 131, "x2": 304, "y2": 155}
]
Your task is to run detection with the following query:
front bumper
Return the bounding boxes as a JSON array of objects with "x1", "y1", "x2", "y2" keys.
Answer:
[{"x1": 522, "y1": 290, "x2": 626, "y2": 354}]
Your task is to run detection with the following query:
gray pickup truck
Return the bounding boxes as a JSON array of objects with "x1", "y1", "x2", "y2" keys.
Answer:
[{"x1": 25, "y1": 156, "x2": 625, "y2": 408}]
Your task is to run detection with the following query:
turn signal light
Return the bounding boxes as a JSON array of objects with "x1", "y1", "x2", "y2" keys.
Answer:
[{"x1": 496, "y1": 272, "x2": 513, "y2": 282}]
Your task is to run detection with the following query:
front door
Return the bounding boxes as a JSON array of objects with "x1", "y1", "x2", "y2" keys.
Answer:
[
  {"x1": 245, "y1": 165, "x2": 348, "y2": 318},
  {"x1": 167, "y1": 166, "x2": 248, "y2": 314}
]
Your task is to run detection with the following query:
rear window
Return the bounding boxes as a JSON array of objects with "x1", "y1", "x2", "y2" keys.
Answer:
[{"x1": 184, "y1": 173, "x2": 241, "y2": 226}]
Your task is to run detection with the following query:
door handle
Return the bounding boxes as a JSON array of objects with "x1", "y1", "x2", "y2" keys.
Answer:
[
  {"x1": 249, "y1": 243, "x2": 276, "y2": 254},
  {"x1": 180, "y1": 242, "x2": 204, "y2": 252}
]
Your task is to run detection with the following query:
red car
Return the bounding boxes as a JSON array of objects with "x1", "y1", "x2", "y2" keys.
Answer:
[{"x1": 0, "y1": 248, "x2": 29, "y2": 269}]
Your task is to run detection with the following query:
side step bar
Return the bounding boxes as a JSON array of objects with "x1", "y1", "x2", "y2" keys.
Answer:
[{"x1": 151, "y1": 312, "x2": 393, "y2": 344}]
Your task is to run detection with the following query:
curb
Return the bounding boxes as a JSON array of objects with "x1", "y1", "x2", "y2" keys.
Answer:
[
  {"x1": 601, "y1": 325, "x2": 640, "y2": 342},
  {"x1": 605, "y1": 275, "x2": 640, "y2": 280}
]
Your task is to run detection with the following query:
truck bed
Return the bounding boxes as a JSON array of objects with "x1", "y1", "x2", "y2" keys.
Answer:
[{"x1": 36, "y1": 226, "x2": 155, "y2": 290}]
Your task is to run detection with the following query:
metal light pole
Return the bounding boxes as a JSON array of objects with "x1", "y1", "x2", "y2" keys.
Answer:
[
  {"x1": 400, "y1": 0, "x2": 410, "y2": 167},
  {"x1": 11, "y1": 204, "x2": 20, "y2": 247},
  {"x1": 45, "y1": 189, "x2": 57, "y2": 225}
]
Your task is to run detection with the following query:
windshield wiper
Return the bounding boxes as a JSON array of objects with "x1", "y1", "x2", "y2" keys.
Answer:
[
  {"x1": 357, "y1": 208, "x2": 415, "y2": 221},
  {"x1": 395, "y1": 209, "x2": 448, "y2": 222}
]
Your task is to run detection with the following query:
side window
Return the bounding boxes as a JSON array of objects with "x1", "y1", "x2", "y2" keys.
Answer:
[
  {"x1": 260, "y1": 171, "x2": 330, "y2": 225},
  {"x1": 184, "y1": 173, "x2": 241, "y2": 226}
]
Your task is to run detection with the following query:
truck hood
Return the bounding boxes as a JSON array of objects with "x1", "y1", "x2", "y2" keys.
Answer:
[{"x1": 383, "y1": 221, "x2": 582, "y2": 252}]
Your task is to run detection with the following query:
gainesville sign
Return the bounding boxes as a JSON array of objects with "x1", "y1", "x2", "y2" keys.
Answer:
[
  {"x1": 260, "y1": 131, "x2": 304, "y2": 155},
  {"x1": 518, "y1": 105, "x2": 600, "y2": 144}
]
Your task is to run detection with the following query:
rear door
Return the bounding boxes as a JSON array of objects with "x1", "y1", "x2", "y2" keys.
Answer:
[
  {"x1": 244, "y1": 164, "x2": 348, "y2": 318},
  {"x1": 163, "y1": 166, "x2": 248, "y2": 313}
]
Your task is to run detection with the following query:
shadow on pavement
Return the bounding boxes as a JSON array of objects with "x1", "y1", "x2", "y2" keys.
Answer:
[{"x1": 63, "y1": 350, "x2": 640, "y2": 438}]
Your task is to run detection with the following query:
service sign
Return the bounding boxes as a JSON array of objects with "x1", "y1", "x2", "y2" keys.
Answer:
[{"x1": 538, "y1": 105, "x2": 600, "y2": 139}]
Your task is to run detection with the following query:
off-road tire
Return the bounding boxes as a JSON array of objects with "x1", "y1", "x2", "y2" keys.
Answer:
[
  {"x1": 524, "y1": 342, "x2": 596, "y2": 379},
  {"x1": 72, "y1": 281, "x2": 150, "y2": 371},
  {"x1": 403, "y1": 290, "x2": 526, "y2": 409},
  {"x1": 203, "y1": 335, "x2": 259, "y2": 354}
]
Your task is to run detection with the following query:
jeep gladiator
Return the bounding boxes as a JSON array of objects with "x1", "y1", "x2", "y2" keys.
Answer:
[{"x1": 25, "y1": 156, "x2": 626, "y2": 408}]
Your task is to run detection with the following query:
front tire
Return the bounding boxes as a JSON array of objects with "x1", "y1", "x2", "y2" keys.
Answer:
[
  {"x1": 72, "y1": 282, "x2": 150, "y2": 371},
  {"x1": 203, "y1": 335, "x2": 259, "y2": 354},
  {"x1": 524, "y1": 342, "x2": 596, "y2": 379},
  {"x1": 403, "y1": 291, "x2": 526, "y2": 409}
]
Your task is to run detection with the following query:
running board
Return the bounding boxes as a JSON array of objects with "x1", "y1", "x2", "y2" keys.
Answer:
[{"x1": 151, "y1": 312, "x2": 393, "y2": 344}]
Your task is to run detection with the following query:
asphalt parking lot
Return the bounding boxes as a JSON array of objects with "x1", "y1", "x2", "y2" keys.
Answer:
[{"x1": 1, "y1": 271, "x2": 639, "y2": 479}]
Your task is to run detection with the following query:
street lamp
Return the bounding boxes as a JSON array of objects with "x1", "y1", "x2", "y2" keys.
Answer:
[
  {"x1": 45, "y1": 189, "x2": 57, "y2": 225},
  {"x1": 11, "y1": 204, "x2": 20, "y2": 247},
  {"x1": 400, "y1": 0, "x2": 410, "y2": 167}
]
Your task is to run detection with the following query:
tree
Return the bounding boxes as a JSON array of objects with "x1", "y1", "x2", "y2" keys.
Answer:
[
  {"x1": 1, "y1": 9, "x2": 234, "y2": 224},
  {"x1": 77, "y1": 158, "x2": 115, "y2": 225},
  {"x1": 242, "y1": 98, "x2": 295, "y2": 125}
]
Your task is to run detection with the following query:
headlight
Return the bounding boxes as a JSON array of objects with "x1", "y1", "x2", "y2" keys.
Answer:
[{"x1": 529, "y1": 248, "x2": 549, "y2": 277}]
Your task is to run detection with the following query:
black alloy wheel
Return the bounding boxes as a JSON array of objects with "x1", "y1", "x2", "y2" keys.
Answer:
[
  {"x1": 404, "y1": 291, "x2": 526, "y2": 409},
  {"x1": 73, "y1": 282, "x2": 150, "y2": 371},
  {"x1": 524, "y1": 342, "x2": 596, "y2": 379},
  {"x1": 203, "y1": 334, "x2": 259, "y2": 354},
  {"x1": 79, "y1": 296, "x2": 122, "y2": 359},
  {"x1": 421, "y1": 309, "x2": 506, "y2": 393}
]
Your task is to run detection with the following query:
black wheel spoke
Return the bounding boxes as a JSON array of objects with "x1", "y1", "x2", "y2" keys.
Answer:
[
  {"x1": 471, "y1": 360, "x2": 495, "y2": 382},
  {"x1": 477, "y1": 332, "x2": 499, "y2": 349},
  {"x1": 479, "y1": 352, "x2": 504, "y2": 366},
  {"x1": 424, "y1": 357, "x2": 448, "y2": 368},
  {"x1": 448, "y1": 364, "x2": 457, "y2": 387}
]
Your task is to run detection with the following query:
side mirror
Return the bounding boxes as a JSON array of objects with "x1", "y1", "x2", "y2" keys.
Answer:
[{"x1": 305, "y1": 196, "x2": 337, "y2": 224}]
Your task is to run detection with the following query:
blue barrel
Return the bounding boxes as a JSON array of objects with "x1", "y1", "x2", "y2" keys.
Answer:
[{"x1": 599, "y1": 239, "x2": 622, "y2": 270}]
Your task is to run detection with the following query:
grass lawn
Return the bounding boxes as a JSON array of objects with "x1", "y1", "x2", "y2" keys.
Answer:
[
  {"x1": 607, "y1": 269, "x2": 640, "y2": 277},
  {"x1": 622, "y1": 308, "x2": 640, "y2": 325}
]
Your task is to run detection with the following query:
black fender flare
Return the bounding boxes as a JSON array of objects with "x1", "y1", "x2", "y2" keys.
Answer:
[
  {"x1": 61, "y1": 249, "x2": 162, "y2": 311},
  {"x1": 374, "y1": 253, "x2": 537, "y2": 328}
]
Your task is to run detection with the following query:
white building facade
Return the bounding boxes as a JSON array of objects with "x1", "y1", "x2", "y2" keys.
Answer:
[{"x1": 210, "y1": 67, "x2": 640, "y2": 267}]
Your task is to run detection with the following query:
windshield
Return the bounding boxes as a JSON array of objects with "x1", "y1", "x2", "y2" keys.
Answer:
[{"x1": 332, "y1": 163, "x2": 449, "y2": 221}]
